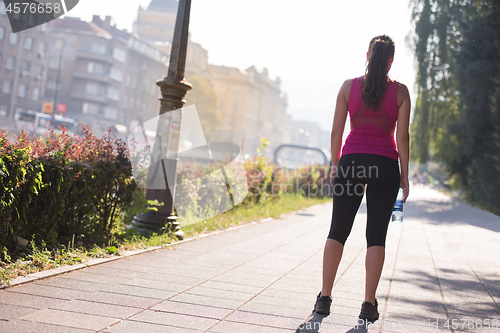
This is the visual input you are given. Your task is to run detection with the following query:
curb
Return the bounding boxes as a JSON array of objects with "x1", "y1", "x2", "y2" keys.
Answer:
[{"x1": 0, "y1": 204, "x2": 328, "y2": 290}]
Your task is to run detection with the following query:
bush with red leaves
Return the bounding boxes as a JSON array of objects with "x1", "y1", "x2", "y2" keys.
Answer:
[{"x1": 0, "y1": 126, "x2": 137, "y2": 258}]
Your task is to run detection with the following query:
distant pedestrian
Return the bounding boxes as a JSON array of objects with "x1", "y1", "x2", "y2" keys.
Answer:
[
  {"x1": 420, "y1": 172, "x2": 429, "y2": 186},
  {"x1": 313, "y1": 35, "x2": 411, "y2": 324},
  {"x1": 411, "y1": 170, "x2": 420, "y2": 186}
]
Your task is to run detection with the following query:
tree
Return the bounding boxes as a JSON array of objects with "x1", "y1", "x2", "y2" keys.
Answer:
[{"x1": 410, "y1": 0, "x2": 500, "y2": 215}]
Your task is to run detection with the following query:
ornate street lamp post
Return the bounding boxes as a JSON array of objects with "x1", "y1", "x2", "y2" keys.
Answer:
[{"x1": 133, "y1": 0, "x2": 192, "y2": 239}]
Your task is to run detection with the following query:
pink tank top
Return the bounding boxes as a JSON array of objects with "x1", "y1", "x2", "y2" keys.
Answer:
[{"x1": 341, "y1": 76, "x2": 400, "y2": 160}]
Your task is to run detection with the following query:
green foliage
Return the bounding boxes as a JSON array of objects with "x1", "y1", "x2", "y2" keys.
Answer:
[
  {"x1": 409, "y1": 0, "x2": 500, "y2": 215},
  {"x1": 0, "y1": 127, "x2": 137, "y2": 260},
  {"x1": 245, "y1": 138, "x2": 289, "y2": 204},
  {"x1": 119, "y1": 187, "x2": 164, "y2": 224},
  {"x1": 291, "y1": 165, "x2": 330, "y2": 199},
  {"x1": 244, "y1": 138, "x2": 330, "y2": 203},
  {"x1": 0, "y1": 136, "x2": 44, "y2": 254}
]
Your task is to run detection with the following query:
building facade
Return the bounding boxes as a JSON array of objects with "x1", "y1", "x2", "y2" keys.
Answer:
[
  {"x1": 0, "y1": 1, "x2": 51, "y2": 127},
  {"x1": 90, "y1": 15, "x2": 169, "y2": 134},
  {"x1": 133, "y1": 0, "x2": 178, "y2": 44},
  {"x1": 209, "y1": 65, "x2": 288, "y2": 157},
  {"x1": 0, "y1": 9, "x2": 170, "y2": 136},
  {"x1": 283, "y1": 117, "x2": 330, "y2": 150}
]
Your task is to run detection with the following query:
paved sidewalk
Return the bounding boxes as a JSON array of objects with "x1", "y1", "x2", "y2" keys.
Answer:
[{"x1": 1, "y1": 187, "x2": 499, "y2": 332}]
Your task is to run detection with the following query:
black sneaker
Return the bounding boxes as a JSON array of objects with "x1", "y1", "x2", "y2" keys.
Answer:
[
  {"x1": 313, "y1": 292, "x2": 332, "y2": 315},
  {"x1": 358, "y1": 298, "x2": 379, "y2": 323}
]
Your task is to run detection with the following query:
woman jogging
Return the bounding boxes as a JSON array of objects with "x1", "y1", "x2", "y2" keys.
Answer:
[{"x1": 313, "y1": 35, "x2": 411, "y2": 323}]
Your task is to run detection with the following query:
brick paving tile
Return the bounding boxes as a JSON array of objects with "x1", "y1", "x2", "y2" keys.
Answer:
[
  {"x1": 152, "y1": 300, "x2": 233, "y2": 319},
  {"x1": 129, "y1": 309, "x2": 219, "y2": 331},
  {"x1": 103, "y1": 319, "x2": 202, "y2": 333},
  {"x1": 19, "y1": 308, "x2": 119, "y2": 331}
]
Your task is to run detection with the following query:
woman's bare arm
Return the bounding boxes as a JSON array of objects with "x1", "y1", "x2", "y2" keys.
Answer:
[
  {"x1": 396, "y1": 83, "x2": 411, "y2": 202},
  {"x1": 330, "y1": 79, "x2": 350, "y2": 184}
]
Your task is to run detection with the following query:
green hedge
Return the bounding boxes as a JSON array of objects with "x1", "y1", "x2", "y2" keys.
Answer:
[{"x1": 0, "y1": 127, "x2": 136, "y2": 259}]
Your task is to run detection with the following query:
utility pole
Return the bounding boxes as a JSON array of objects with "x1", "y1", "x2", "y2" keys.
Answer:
[{"x1": 52, "y1": 34, "x2": 64, "y2": 117}]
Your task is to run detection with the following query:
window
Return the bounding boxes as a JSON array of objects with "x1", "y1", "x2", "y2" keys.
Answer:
[
  {"x1": 32, "y1": 87, "x2": 40, "y2": 100},
  {"x1": 112, "y1": 48, "x2": 126, "y2": 62},
  {"x1": 46, "y1": 79, "x2": 57, "y2": 90},
  {"x1": 52, "y1": 37, "x2": 66, "y2": 49},
  {"x1": 13, "y1": 11, "x2": 21, "y2": 21},
  {"x1": 110, "y1": 68, "x2": 123, "y2": 81},
  {"x1": 88, "y1": 62, "x2": 106, "y2": 75},
  {"x1": 18, "y1": 84, "x2": 27, "y2": 98},
  {"x1": 9, "y1": 33, "x2": 18, "y2": 45},
  {"x1": 2, "y1": 81, "x2": 12, "y2": 94},
  {"x1": 129, "y1": 97, "x2": 134, "y2": 109},
  {"x1": 91, "y1": 43, "x2": 107, "y2": 55},
  {"x1": 38, "y1": 42, "x2": 46, "y2": 56},
  {"x1": 28, "y1": 14, "x2": 37, "y2": 27},
  {"x1": 24, "y1": 37, "x2": 33, "y2": 51},
  {"x1": 123, "y1": 95, "x2": 128, "y2": 108},
  {"x1": 0, "y1": 27, "x2": 5, "y2": 40},
  {"x1": 6, "y1": 57, "x2": 15, "y2": 70},
  {"x1": 131, "y1": 77, "x2": 137, "y2": 89},
  {"x1": 48, "y1": 58, "x2": 63, "y2": 70},
  {"x1": 86, "y1": 82, "x2": 104, "y2": 95},
  {"x1": 36, "y1": 65, "x2": 43, "y2": 76},
  {"x1": 22, "y1": 61, "x2": 30, "y2": 73},
  {"x1": 0, "y1": 105, "x2": 7, "y2": 117},
  {"x1": 82, "y1": 102, "x2": 100, "y2": 115},
  {"x1": 107, "y1": 87, "x2": 120, "y2": 101},
  {"x1": 125, "y1": 75, "x2": 131, "y2": 87},
  {"x1": 104, "y1": 107, "x2": 117, "y2": 120},
  {"x1": 232, "y1": 101, "x2": 240, "y2": 112}
]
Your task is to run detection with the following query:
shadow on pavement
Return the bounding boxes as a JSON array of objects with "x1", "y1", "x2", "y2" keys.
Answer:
[
  {"x1": 388, "y1": 268, "x2": 500, "y2": 319},
  {"x1": 295, "y1": 312, "x2": 326, "y2": 333},
  {"x1": 345, "y1": 325, "x2": 368, "y2": 333},
  {"x1": 404, "y1": 198, "x2": 500, "y2": 232},
  {"x1": 296, "y1": 315, "x2": 375, "y2": 333},
  {"x1": 296, "y1": 314, "x2": 375, "y2": 333}
]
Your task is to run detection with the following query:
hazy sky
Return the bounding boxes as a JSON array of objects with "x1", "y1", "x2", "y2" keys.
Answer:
[{"x1": 65, "y1": 0, "x2": 416, "y2": 130}]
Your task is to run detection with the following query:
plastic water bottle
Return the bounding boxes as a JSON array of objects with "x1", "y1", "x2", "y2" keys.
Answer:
[{"x1": 392, "y1": 188, "x2": 404, "y2": 223}]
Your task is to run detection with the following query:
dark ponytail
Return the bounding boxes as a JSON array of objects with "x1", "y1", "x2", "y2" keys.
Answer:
[{"x1": 361, "y1": 35, "x2": 395, "y2": 111}]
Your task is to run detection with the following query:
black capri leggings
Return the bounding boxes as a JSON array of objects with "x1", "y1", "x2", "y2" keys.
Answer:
[{"x1": 327, "y1": 153, "x2": 400, "y2": 248}]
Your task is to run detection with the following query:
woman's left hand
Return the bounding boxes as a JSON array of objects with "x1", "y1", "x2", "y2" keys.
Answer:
[{"x1": 400, "y1": 177, "x2": 409, "y2": 203}]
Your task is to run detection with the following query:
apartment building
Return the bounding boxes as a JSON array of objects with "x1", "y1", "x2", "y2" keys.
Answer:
[
  {"x1": 0, "y1": 1, "x2": 51, "y2": 127},
  {"x1": 209, "y1": 65, "x2": 288, "y2": 157}
]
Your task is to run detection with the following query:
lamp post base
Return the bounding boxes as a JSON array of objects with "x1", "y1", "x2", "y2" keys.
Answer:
[{"x1": 132, "y1": 213, "x2": 184, "y2": 240}]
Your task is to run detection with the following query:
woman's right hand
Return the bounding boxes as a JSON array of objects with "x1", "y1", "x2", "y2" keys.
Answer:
[{"x1": 330, "y1": 166, "x2": 336, "y2": 186}]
